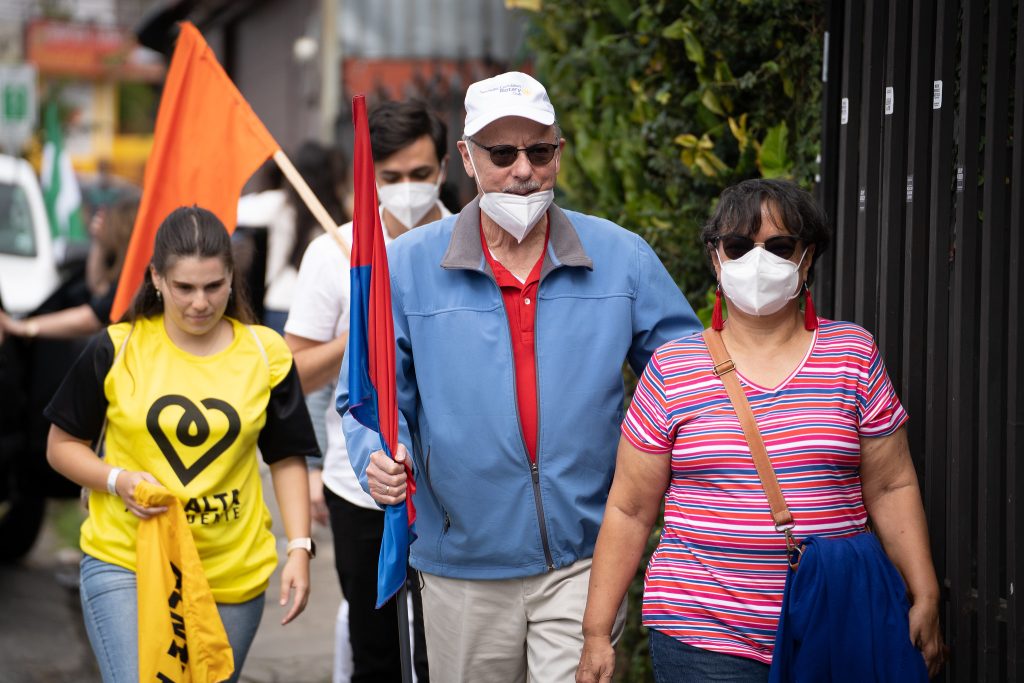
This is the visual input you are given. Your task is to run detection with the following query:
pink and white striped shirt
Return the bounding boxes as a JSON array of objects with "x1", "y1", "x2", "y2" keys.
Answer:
[{"x1": 622, "y1": 319, "x2": 908, "y2": 664}]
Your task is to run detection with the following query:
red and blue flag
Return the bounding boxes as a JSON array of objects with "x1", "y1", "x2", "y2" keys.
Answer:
[{"x1": 347, "y1": 94, "x2": 417, "y2": 608}]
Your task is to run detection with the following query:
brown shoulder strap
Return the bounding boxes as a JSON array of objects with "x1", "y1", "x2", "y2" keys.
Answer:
[{"x1": 702, "y1": 328, "x2": 794, "y2": 530}]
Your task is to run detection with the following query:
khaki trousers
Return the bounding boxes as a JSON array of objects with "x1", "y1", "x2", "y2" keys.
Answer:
[{"x1": 420, "y1": 558, "x2": 627, "y2": 683}]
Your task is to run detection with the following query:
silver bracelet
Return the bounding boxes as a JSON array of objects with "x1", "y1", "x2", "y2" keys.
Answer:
[{"x1": 107, "y1": 467, "x2": 124, "y2": 496}]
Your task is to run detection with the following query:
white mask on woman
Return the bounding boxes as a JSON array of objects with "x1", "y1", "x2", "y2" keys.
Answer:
[
  {"x1": 377, "y1": 164, "x2": 445, "y2": 229},
  {"x1": 717, "y1": 246, "x2": 807, "y2": 316},
  {"x1": 467, "y1": 144, "x2": 554, "y2": 243}
]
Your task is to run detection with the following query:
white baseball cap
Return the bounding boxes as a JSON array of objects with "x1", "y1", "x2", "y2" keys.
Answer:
[{"x1": 463, "y1": 71, "x2": 556, "y2": 137}]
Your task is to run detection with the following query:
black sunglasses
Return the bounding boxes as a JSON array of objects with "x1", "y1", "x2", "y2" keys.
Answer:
[
  {"x1": 716, "y1": 235, "x2": 801, "y2": 260},
  {"x1": 470, "y1": 139, "x2": 559, "y2": 167}
]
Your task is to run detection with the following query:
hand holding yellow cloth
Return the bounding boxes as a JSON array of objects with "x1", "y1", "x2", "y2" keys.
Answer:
[{"x1": 135, "y1": 480, "x2": 234, "y2": 683}]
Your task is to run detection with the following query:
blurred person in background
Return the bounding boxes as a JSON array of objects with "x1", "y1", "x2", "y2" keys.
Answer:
[
  {"x1": 238, "y1": 141, "x2": 348, "y2": 335},
  {"x1": 285, "y1": 99, "x2": 449, "y2": 683},
  {"x1": 237, "y1": 144, "x2": 349, "y2": 483},
  {"x1": 0, "y1": 197, "x2": 139, "y2": 342}
]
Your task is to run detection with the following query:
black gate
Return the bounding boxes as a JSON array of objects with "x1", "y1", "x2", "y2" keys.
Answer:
[{"x1": 815, "y1": 1, "x2": 1023, "y2": 680}]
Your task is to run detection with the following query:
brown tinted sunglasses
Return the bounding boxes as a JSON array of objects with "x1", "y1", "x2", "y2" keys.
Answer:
[
  {"x1": 716, "y1": 235, "x2": 801, "y2": 260},
  {"x1": 469, "y1": 139, "x2": 559, "y2": 167}
]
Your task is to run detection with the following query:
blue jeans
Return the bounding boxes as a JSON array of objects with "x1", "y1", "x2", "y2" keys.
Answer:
[
  {"x1": 649, "y1": 629, "x2": 770, "y2": 683},
  {"x1": 261, "y1": 309, "x2": 288, "y2": 335},
  {"x1": 79, "y1": 555, "x2": 265, "y2": 683}
]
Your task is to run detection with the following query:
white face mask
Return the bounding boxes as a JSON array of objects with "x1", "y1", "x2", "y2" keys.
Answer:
[
  {"x1": 717, "y1": 246, "x2": 806, "y2": 316},
  {"x1": 377, "y1": 165, "x2": 444, "y2": 229},
  {"x1": 467, "y1": 142, "x2": 554, "y2": 242}
]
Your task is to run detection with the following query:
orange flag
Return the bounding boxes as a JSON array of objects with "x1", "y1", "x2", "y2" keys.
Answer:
[{"x1": 111, "y1": 22, "x2": 279, "y2": 320}]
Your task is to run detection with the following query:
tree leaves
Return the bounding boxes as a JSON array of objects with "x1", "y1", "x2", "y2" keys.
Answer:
[
  {"x1": 758, "y1": 122, "x2": 792, "y2": 178},
  {"x1": 662, "y1": 19, "x2": 706, "y2": 68},
  {"x1": 528, "y1": 0, "x2": 823, "y2": 309},
  {"x1": 675, "y1": 132, "x2": 728, "y2": 176}
]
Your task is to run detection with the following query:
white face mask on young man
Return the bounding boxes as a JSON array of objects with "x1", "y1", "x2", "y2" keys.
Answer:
[
  {"x1": 467, "y1": 143, "x2": 554, "y2": 243},
  {"x1": 717, "y1": 246, "x2": 807, "y2": 316},
  {"x1": 376, "y1": 163, "x2": 445, "y2": 230}
]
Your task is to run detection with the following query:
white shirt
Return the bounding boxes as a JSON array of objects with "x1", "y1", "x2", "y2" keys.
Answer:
[
  {"x1": 284, "y1": 203, "x2": 451, "y2": 509},
  {"x1": 237, "y1": 189, "x2": 304, "y2": 312}
]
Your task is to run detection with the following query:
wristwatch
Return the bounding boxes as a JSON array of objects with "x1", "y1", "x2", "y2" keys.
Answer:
[{"x1": 286, "y1": 537, "x2": 316, "y2": 558}]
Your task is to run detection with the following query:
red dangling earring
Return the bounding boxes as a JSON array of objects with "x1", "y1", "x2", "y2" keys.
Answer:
[
  {"x1": 803, "y1": 283, "x2": 818, "y2": 331},
  {"x1": 712, "y1": 284, "x2": 725, "y2": 331}
]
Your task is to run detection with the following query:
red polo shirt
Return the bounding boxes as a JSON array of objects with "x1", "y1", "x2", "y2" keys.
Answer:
[{"x1": 481, "y1": 223, "x2": 548, "y2": 463}]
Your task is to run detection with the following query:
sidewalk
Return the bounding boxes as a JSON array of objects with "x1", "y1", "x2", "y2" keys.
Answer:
[
  {"x1": 241, "y1": 465, "x2": 340, "y2": 683},
  {"x1": 0, "y1": 520, "x2": 98, "y2": 683},
  {"x1": 0, "y1": 467, "x2": 340, "y2": 683}
]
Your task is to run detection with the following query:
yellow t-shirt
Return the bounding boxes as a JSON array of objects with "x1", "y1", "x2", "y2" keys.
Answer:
[{"x1": 45, "y1": 315, "x2": 319, "y2": 603}]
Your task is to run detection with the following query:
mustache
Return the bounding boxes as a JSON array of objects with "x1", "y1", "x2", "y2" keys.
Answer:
[{"x1": 501, "y1": 180, "x2": 542, "y2": 195}]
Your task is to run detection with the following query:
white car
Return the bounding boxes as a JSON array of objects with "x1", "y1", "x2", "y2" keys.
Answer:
[
  {"x1": 0, "y1": 154, "x2": 65, "y2": 562},
  {"x1": 0, "y1": 154, "x2": 60, "y2": 316}
]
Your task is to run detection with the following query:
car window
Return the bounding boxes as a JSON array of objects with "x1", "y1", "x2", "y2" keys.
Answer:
[{"x1": 0, "y1": 182, "x2": 37, "y2": 257}]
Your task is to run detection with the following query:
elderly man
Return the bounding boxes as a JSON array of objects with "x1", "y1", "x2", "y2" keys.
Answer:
[{"x1": 338, "y1": 71, "x2": 701, "y2": 681}]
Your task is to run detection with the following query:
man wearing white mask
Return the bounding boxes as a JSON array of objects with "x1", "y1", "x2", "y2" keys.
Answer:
[
  {"x1": 337, "y1": 71, "x2": 701, "y2": 681},
  {"x1": 284, "y1": 99, "x2": 447, "y2": 683}
]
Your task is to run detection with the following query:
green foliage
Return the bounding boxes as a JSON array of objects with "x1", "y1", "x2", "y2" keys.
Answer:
[
  {"x1": 526, "y1": 4, "x2": 824, "y2": 680},
  {"x1": 527, "y1": 0, "x2": 824, "y2": 309},
  {"x1": 117, "y1": 82, "x2": 159, "y2": 135},
  {"x1": 50, "y1": 499, "x2": 85, "y2": 551}
]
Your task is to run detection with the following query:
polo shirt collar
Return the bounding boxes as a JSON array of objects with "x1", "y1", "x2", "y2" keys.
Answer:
[{"x1": 440, "y1": 195, "x2": 594, "y2": 276}]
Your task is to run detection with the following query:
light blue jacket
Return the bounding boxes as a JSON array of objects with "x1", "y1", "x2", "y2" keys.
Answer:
[{"x1": 337, "y1": 198, "x2": 700, "y2": 579}]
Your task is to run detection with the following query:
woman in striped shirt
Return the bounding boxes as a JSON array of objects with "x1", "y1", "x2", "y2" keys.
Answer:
[{"x1": 576, "y1": 179, "x2": 945, "y2": 682}]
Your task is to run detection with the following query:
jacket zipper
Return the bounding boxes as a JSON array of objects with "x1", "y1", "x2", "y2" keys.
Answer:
[
  {"x1": 529, "y1": 300, "x2": 555, "y2": 571},
  {"x1": 426, "y1": 446, "x2": 450, "y2": 564},
  {"x1": 487, "y1": 267, "x2": 556, "y2": 571}
]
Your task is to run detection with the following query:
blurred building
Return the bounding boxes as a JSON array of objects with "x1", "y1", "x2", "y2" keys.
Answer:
[
  {"x1": 1, "y1": 1, "x2": 166, "y2": 182},
  {"x1": 186, "y1": 0, "x2": 531, "y2": 205},
  {"x1": 3, "y1": 0, "x2": 532, "y2": 201}
]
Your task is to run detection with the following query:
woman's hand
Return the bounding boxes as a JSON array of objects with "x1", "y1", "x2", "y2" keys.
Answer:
[
  {"x1": 909, "y1": 597, "x2": 946, "y2": 677},
  {"x1": 268, "y1": 456, "x2": 312, "y2": 625},
  {"x1": 114, "y1": 470, "x2": 168, "y2": 519},
  {"x1": 576, "y1": 634, "x2": 616, "y2": 682},
  {"x1": 0, "y1": 310, "x2": 12, "y2": 341},
  {"x1": 308, "y1": 468, "x2": 328, "y2": 526},
  {"x1": 278, "y1": 550, "x2": 310, "y2": 625},
  {"x1": 0, "y1": 310, "x2": 29, "y2": 340}
]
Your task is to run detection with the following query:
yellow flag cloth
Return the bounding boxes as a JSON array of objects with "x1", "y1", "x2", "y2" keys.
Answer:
[{"x1": 135, "y1": 481, "x2": 234, "y2": 683}]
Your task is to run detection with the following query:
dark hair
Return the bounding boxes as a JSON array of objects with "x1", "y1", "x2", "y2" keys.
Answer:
[
  {"x1": 369, "y1": 99, "x2": 448, "y2": 163},
  {"x1": 95, "y1": 196, "x2": 140, "y2": 286},
  {"x1": 123, "y1": 205, "x2": 255, "y2": 324},
  {"x1": 286, "y1": 141, "x2": 348, "y2": 269},
  {"x1": 701, "y1": 178, "x2": 831, "y2": 282}
]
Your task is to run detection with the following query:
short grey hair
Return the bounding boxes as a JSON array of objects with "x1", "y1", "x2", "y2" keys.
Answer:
[{"x1": 462, "y1": 122, "x2": 562, "y2": 143}]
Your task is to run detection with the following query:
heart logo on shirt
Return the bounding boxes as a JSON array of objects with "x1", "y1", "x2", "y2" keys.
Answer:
[{"x1": 146, "y1": 395, "x2": 242, "y2": 486}]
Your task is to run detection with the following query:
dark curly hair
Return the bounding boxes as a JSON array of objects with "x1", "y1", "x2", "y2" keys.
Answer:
[{"x1": 702, "y1": 178, "x2": 831, "y2": 282}]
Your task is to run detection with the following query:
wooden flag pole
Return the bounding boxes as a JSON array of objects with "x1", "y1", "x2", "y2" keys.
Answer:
[{"x1": 273, "y1": 149, "x2": 350, "y2": 259}]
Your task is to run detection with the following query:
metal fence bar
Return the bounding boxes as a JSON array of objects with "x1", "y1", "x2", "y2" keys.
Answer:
[
  {"x1": 900, "y1": 0, "x2": 937, "y2": 489},
  {"x1": 877, "y1": 0, "x2": 911, "y2": 381},
  {"x1": 977, "y1": 2, "x2": 1013, "y2": 679},
  {"x1": 831, "y1": 0, "x2": 864, "y2": 321},
  {"x1": 924, "y1": 1, "x2": 958, "y2": 627},
  {"x1": 852, "y1": 0, "x2": 888, "y2": 330},
  {"x1": 814, "y1": 0, "x2": 845, "y2": 319},
  {"x1": 1006, "y1": 5, "x2": 1024, "y2": 678},
  {"x1": 949, "y1": 1, "x2": 987, "y2": 678}
]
